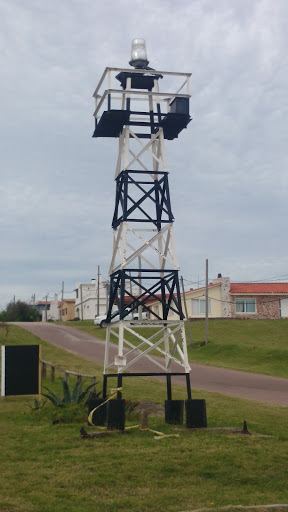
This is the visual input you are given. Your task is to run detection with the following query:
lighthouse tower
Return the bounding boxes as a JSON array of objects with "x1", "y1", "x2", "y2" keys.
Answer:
[{"x1": 93, "y1": 39, "x2": 192, "y2": 405}]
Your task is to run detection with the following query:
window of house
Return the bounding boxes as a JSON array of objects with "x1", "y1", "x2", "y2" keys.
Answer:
[
  {"x1": 235, "y1": 298, "x2": 256, "y2": 313},
  {"x1": 154, "y1": 305, "x2": 160, "y2": 317},
  {"x1": 192, "y1": 299, "x2": 211, "y2": 315},
  {"x1": 75, "y1": 290, "x2": 78, "y2": 299}
]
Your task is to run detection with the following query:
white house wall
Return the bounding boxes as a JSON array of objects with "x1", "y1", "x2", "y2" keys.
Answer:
[
  {"x1": 75, "y1": 280, "x2": 108, "y2": 320},
  {"x1": 148, "y1": 284, "x2": 222, "y2": 320},
  {"x1": 41, "y1": 295, "x2": 59, "y2": 321},
  {"x1": 212, "y1": 277, "x2": 232, "y2": 317}
]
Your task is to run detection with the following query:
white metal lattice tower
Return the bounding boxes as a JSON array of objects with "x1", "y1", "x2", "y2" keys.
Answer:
[{"x1": 92, "y1": 40, "x2": 192, "y2": 399}]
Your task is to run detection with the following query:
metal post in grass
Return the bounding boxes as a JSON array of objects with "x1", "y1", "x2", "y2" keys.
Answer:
[
  {"x1": 42, "y1": 362, "x2": 46, "y2": 379},
  {"x1": 91, "y1": 376, "x2": 96, "y2": 392}
]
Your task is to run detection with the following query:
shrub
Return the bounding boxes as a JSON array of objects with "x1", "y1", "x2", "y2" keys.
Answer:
[{"x1": 42, "y1": 378, "x2": 97, "y2": 407}]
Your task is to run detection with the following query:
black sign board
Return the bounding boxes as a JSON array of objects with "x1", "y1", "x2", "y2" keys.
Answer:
[{"x1": 1, "y1": 345, "x2": 41, "y2": 396}]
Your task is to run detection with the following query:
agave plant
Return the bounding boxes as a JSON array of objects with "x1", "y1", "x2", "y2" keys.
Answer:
[
  {"x1": 29, "y1": 398, "x2": 46, "y2": 410},
  {"x1": 42, "y1": 378, "x2": 99, "y2": 407}
]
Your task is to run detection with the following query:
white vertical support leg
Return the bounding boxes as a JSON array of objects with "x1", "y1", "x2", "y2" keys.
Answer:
[
  {"x1": 123, "y1": 126, "x2": 130, "y2": 171},
  {"x1": 168, "y1": 224, "x2": 179, "y2": 270},
  {"x1": 115, "y1": 131, "x2": 125, "y2": 179},
  {"x1": 180, "y1": 322, "x2": 190, "y2": 373},
  {"x1": 115, "y1": 321, "x2": 126, "y2": 371},
  {"x1": 152, "y1": 139, "x2": 159, "y2": 174},
  {"x1": 138, "y1": 255, "x2": 143, "y2": 320},
  {"x1": 158, "y1": 235, "x2": 164, "y2": 278},
  {"x1": 120, "y1": 222, "x2": 128, "y2": 269},
  {"x1": 123, "y1": 77, "x2": 131, "y2": 173},
  {"x1": 119, "y1": 322, "x2": 124, "y2": 357},
  {"x1": 110, "y1": 224, "x2": 123, "y2": 275},
  {"x1": 159, "y1": 128, "x2": 168, "y2": 172},
  {"x1": 164, "y1": 326, "x2": 170, "y2": 371},
  {"x1": 149, "y1": 91, "x2": 159, "y2": 175}
]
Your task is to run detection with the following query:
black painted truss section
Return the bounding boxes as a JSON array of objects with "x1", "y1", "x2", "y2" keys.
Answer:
[
  {"x1": 92, "y1": 110, "x2": 130, "y2": 138},
  {"x1": 112, "y1": 170, "x2": 174, "y2": 230},
  {"x1": 106, "y1": 269, "x2": 184, "y2": 323},
  {"x1": 93, "y1": 109, "x2": 191, "y2": 140},
  {"x1": 115, "y1": 71, "x2": 162, "y2": 91}
]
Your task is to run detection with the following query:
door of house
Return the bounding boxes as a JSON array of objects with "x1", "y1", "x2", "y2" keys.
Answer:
[{"x1": 280, "y1": 298, "x2": 288, "y2": 318}]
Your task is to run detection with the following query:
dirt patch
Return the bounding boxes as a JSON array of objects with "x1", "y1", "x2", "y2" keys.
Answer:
[{"x1": 133, "y1": 401, "x2": 164, "y2": 417}]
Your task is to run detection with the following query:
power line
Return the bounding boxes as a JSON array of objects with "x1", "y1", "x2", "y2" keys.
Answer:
[{"x1": 183, "y1": 273, "x2": 288, "y2": 286}]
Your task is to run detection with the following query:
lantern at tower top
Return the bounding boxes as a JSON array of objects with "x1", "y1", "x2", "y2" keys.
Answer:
[{"x1": 129, "y1": 38, "x2": 149, "y2": 69}]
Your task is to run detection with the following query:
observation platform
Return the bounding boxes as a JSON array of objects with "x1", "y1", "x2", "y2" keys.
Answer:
[{"x1": 92, "y1": 67, "x2": 192, "y2": 140}]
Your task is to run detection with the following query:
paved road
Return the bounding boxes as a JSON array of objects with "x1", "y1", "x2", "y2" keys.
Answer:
[{"x1": 15, "y1": 322, "x2": 288, "y2": 406}]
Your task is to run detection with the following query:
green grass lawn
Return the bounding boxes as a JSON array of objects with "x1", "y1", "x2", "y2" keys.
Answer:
[
  {"x1": 62, "y1": 319, "x2": 288, "y2": 378},
  {"x1": 1, "y1": 325, "x2": 288, "y2": 512}
]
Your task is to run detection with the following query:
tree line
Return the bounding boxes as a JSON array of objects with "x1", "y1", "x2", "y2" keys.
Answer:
[{"x1": 0, "y1": 300, "x2": 40, "y2": 322}]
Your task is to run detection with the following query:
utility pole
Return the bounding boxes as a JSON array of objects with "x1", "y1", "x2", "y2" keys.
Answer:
[
  {"x1": 205, "y1": 258, "x2": 209, "y2": 345},
  {"x1": 138, "y1": 256, "x2": 142, "y2": 320},
  {"x1": 45, "y1": 294, "x2": 48, "y2": 322},
  {"x1": 97, "y1": 265, "x2": 100, "y2": 316},
  {"x1": 80, "y1": 284, "x2": 84, "y2": 321},
  {"x1": 60, "y1": 281, "x2": 64, "y2": 321},
  {"x1": 105, "y1": 282, "x2": 109, "y2": 315},
  {"x1": 180, "y1": 275, "x2": 193, "y2": 347}
]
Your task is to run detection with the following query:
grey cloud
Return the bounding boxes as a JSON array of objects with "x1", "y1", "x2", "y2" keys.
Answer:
[{"x1": 1, "y1": 0, "x2": 288, "y2": 307}]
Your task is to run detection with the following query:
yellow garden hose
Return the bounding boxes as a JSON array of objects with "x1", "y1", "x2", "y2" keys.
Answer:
[{"x1": 88, "y1": 390, "x2": 180, "y2": 439}]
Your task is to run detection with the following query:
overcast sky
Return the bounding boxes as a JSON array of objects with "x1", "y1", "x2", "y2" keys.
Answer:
[{"x1": 1, "y1": 0, "x2": 288, "y2": 309}]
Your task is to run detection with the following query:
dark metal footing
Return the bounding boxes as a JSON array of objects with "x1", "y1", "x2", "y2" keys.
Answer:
[
  {"x1": 103, "y1": 374, "x2": 108, "y2": 399},
  {"x1": 165, "y1": 400, "x2": 184, "y2": 424},
  {"x1": 185, "y1": 399, "x2": 207, "y2": 429},
  {"x1": 87, "y1": 397, "x2": 107, "y2": 426},
  {"x1": 107, "y1": 399, "x2": 126, "y2": 430}
]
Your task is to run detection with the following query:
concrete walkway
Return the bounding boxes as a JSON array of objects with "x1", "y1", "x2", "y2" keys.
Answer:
[{"x1": 15, "y1": 322, "x2": 288, "y2": 406}]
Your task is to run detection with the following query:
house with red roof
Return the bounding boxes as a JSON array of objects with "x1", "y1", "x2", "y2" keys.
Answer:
[
  {"x1": 147, "y1": 275, "x2": 288, "y2": 320},
  {"x1": 34, "y1": 294, "x2": 61, "y2": 321},
  {"x1": 230, "y1": 282, "x2": 288, "y2": 319}
]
